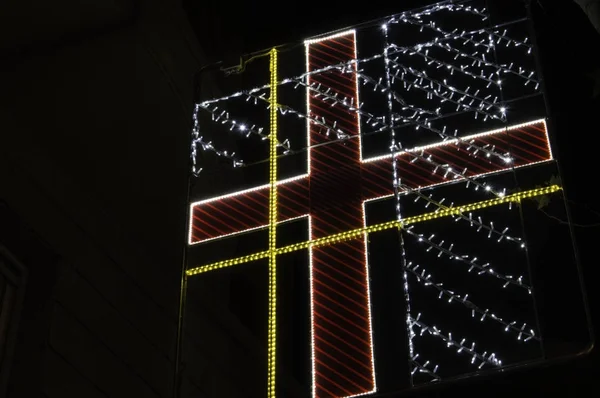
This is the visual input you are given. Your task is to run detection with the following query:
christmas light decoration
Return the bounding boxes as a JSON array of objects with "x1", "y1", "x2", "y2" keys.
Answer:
[
  {"x1": 185, "y1": 1, "x2": 564, "y2": 396},
  {"x1": 191, "y1": 4, "x2": 543, "y2": 175},
  {"x1": 267, "y1": 48, "x2": 278, "y2": 398},
  {"x1": 403, "y1": 184, "x2": 524, "y2": 245},
  {"x1": 186, "y1": 184, "x2": 561, "y2": 276},
  {"x1": 189, "y1": 122, "x2": 551, "y2": 245},
  {"x1": 408, "y1": 314, "x2": 503, "y2": 368},
  {"x1": 404, "y1": 261, "x2": 537, "y2": 341}
]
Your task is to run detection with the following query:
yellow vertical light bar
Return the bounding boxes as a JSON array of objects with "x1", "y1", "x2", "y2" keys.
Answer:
[{"x1": 267, "y1": 47, "x2": 278, "y2": 398}]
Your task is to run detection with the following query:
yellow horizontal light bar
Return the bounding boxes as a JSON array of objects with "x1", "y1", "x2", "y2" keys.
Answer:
[
  {"x1": 401, "y1": 184, "x2": 562, "y2": 226},
  {"x1": 187, "y1": 250, "x2": 270, "y2": 276},
  {"x1": 187, "y1": 185, "x2": 561, "y2": 276}
]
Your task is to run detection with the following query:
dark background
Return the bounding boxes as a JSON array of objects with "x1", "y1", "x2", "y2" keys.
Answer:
[{"x1": 1, "y1": 0, "x2": 598, "y2": 397}]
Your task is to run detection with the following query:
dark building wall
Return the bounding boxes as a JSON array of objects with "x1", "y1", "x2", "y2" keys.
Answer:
[{"x1": 0, "y1": 1, "x2": 212, "y2": 397}]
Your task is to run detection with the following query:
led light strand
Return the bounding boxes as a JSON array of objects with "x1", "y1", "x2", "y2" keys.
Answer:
[
  {"x1": 304, "y1": 66, "x2": 511, "y2": 162},
  {"x1": 302, "y1": 21, "x2": 531, "y2": 86},
  {"x1": 405, "y1": 261, "x2": 538, "y2": 341},
  {"x1": 390, "y1": 45, "x2": 504, "y2": 92},
  {"x1": 199, "y1": 85, "x2": 270, "y2": 106},
  {"x1": 389, "y1": 2, "x2": 489, "y2": 21},
  {"x1": 404, "y1": 185, "x2": 523, "y2": 246},
  {"x1": 191, "y1": 104, "x2": 244, "y2": 174},
  {"x1": 187, "y1": 185, "x2": 562, "y2": 275},
  {"x1": 245, "y1": 91, "x2": 351, "y2": 141},
  {"x1": 354, "y1": 31, "x2": 379, "y2": 397},
  {"x1": 416, "y1": 38, "x2": 538, "y2": 86},
  {"x1": 401, "y1": 185, "x2": 561, "y2": 225},
  {"x1": 198, "y1": 103, "x2": 269, "y2": 139},
  {"x1": 348, "y1": 69, "x2": 511, "y2": 161},
  {"x1": 393, "y1": 16, "x2": 501, "y2": 52},
  {"x1": 404, "y1": 227, "x2": 531, "y2": 291},
  {"x1": 409, "y1": 315, "x2": 502, "y2": 369},
  {"x1": 401, "y1": 149, "x2": 507, "y2": 197},
  {"x1": 388, "y1": 116, "x2": 509, "y2": 161},
  {"x1": 384, "y1": 23, "x2": 418, "y2": 385},
  {"x1": 388, "y1": 62, "x2": 505, "y2": 120},
  {"x1": 197, "y1": 102, "x2": 292, "y2": 154},
  {"x1": 267, "y1": 48, "x2": 278, "y2": 398},
  {"x1": 191, "y1": 136, "x2": 244, "y2": 170},
  {"x1": 233, "y1": 116, "x2": 546, "y2": 175},
  {"x1": 489, "y1": 28, "x2": 532, "y2": 50},
  {"x1": 289, "y1": 78, "x2": 377, "y2": 135},
  {"x1": 389, "y1": 20, "x2": 536, "y2": 84},
  {"x1": 196, "y1": 21, "x2": 535, "y2": 111},
  {"x1": 410, "y1": 356, "x2": 441, "y2": 381},
  {"x1": 382, "y1": 118, "x2": 546, "y2": 162},
  {"x1": 186, "y1": 7, "x2": 553, "y2": 394},
  {"x1": 191, "y1": 29, "x2": 535, "y2": 173},
  {"x1": 383, "y1": 24, "x2": 403, "y2": 225}
]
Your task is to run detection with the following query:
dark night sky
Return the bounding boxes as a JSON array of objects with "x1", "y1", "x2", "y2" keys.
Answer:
[{"x1": 184, "y1": 0, "x2": 429, "y2": 62}]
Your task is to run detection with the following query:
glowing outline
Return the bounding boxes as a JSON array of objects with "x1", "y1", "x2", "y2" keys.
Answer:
[
  {"x1": 187, "y1": 185, "x2": 563, "y2": 275},
  {"x1": 187, "y1": 29, "x2": 555, "y2": 398}
]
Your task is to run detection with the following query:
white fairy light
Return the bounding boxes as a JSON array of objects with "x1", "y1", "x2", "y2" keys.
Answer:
[
  {"x1": 400, "y1": 183, "x2": 524, "y2": 245},
  {"x1": 405, "y1": 261, "x2": 538, "y2": 341},
  {"x1": 189, "y1": 2, "x2": 550, "y2": 389},
  {"x1": 191, "y1": 104, "x2": 245, "y2": 174},
  {"x1": 409, "y1": 316, "x2": 502, "y2": 368}
]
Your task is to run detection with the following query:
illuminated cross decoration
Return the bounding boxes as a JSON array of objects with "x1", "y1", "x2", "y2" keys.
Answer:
[{"x1": 187, "y1": 31, "x2": 555, "y2": 398}]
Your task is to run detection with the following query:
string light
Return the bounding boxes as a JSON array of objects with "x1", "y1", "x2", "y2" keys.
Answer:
[
  {"x1": 383, "y1": 21, "x2": 419, "y2": 386},
  {"x1": 267, "y1": 49, "x2": 278, "y2": 398},
  {"x1": 404, "y1": 227, "x2": 531, "y2": 292},
  {"x1": 405, "y1": 261, "x2": 538, "y2": 341},
  {"x1": 186, "y1": 2, "x2": 555, "y2": 393},
  {"x1": 191, "y1": 104, "x2": 245, "y2": 174},
  {"x1": 410, "y1": 356, "x2": 441, "y2": 381},
  {"x1": 388, "y1": 62, "x2": 505, "y2": 120},
  {"x1": 353, "y1": 70, "x2": 509, "y2": 151},
  {"x1": 189, "y1": 119, "x2": 550, "y2": 248},
  {"x1": 191, "y1": 13, "x2": 540, "y2": 174},
  {"x1": 304, "y1": 30, "x2": 378, "y2": 398},
  {"x1": 409, "y1": 314, "x2": 503, "y2": 368},
  {"x1": 405, "y1": 185, "x2": 524, "y2": 246},
  {"x1": 198, "y1": 103, "x2": 269, "y2": 139},
  {"x1": 186, "y1": 185, "x2": 561, "y2": 275},
  {"x1": 245, "y1": 91, "x2": 351, "y2": 140},
  {"x1": 288, "y1": 67, "x2": 522, "y2": 166},
  {"x1": 402, "y1": 149, "x2": 506, "y2": 197}
]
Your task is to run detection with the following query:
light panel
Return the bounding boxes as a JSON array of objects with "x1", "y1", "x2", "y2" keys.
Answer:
[
  {"x1": 186, "y1": 185, "x2": 562, "y2": 276},
  {"x1": 186, "y1": 3, "x2": 559, "y2": 395}
]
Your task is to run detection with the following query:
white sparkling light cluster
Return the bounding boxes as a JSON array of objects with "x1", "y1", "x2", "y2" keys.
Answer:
[
  {"x1": 405, "y1": 261, "x2": 537, "y2": 341},
  {"x1": 402, "y1": 183, "x2": 523, "y2": 245},
  {"x1": 191, "y1": 104, "x2": 245, "y2": 174},
  {"x1": 405, "y1": 227, "x2": 531, "y2": 292},
  {"x1": 191, "y1": 1, "x2": 538, "y2": 174},
  {"x1": 189, "y1": 0, "x2": 545, "y2": 388},
  {"x1": 379, "y1": 2, "x2": 541, "y2": 383}
]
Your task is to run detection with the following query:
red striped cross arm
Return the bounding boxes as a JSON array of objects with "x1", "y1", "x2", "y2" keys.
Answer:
[{"x1": 189, "y1": 119, "x2": 551, "y2": 246}]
